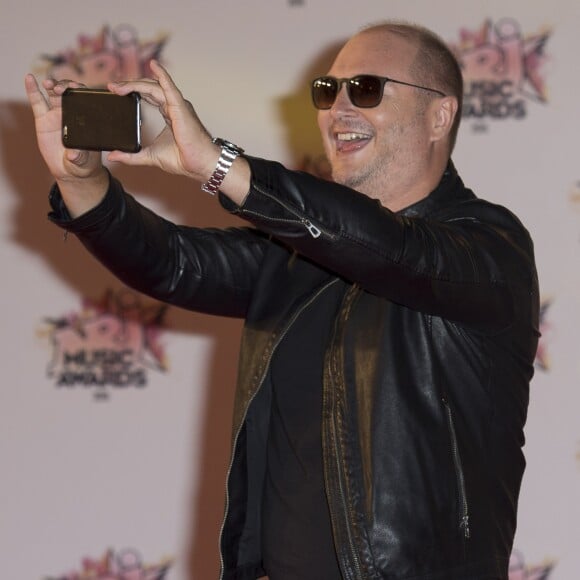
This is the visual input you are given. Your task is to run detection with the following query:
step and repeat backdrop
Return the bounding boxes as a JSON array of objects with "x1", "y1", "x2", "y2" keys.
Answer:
[{"x1": 1, "y1": 0, "x2": 578, "y2": 578}]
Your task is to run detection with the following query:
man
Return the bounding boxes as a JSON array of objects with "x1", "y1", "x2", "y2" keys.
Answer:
[{"x1": 26, "y1": 21, "x2": 539, "y2": 580}]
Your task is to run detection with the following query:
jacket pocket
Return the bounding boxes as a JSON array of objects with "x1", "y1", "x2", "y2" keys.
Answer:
[{"x1": 442, "y1": 396, "x2": 471, "y2": 541}]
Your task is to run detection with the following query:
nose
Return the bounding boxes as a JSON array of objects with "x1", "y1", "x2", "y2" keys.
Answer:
[{"x1": 330, "y1": 81, "x2": 354, "y2": 113}]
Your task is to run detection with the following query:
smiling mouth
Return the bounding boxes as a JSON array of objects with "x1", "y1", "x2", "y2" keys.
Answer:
[{"x1": 335, "y1": 132, "x2": 372, "y2": 152}]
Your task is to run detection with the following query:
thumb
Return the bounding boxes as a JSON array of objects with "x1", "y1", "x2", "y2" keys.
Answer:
[
  {"x1": 65, "y1": 148, "x2": 90, "y2": 166},
  {"x1": 107, "y1": 150, "x2": 148, "y2": 165}
]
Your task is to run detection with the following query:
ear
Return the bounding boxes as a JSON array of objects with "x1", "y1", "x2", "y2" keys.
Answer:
[{"x1": 430, "y1": 96, "x2": 458, "y2": 143}]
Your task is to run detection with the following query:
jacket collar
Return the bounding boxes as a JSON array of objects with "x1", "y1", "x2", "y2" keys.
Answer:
[{"x1": 398, "y1": 161, "x2": 475, "y2": 218}]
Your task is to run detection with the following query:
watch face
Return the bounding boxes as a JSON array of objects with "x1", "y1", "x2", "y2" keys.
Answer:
[{"x1": 214, "y1": 138, "x2": 244, "y2": 155}]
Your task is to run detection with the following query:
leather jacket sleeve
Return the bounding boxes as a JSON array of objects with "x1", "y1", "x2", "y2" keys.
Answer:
[
  {"x1": 219, "y1": 157, "x2": 538, "y2": 332},
  {"x1": 48, "y1": 173, "x2": 269, "y2": 318}
]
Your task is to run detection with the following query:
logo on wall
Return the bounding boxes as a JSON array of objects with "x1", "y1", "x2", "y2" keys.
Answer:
[
  {"x1": 40, "y1": 289, "x2": 168, "y2": 400},
  {"x1": 38, "y1": 24, "x2": 168, "y2": 86},
  {"x1": 535, "y1": 297, "x2": 552, "y2": 372},
  {"x1": 509, "y1": 550, "x2": 554, "y2": 579},
  {"x1": 49, "y1": 547, "x2": 171, "y2": 580},
  {"x1": 450, "y1": 18, "x2": 550, "y2": 127}
]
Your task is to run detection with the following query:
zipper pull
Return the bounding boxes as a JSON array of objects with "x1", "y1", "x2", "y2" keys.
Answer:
[
  {"x1": 460, "y1": 515, "x2": 471, "y2": 539},
  {"x1": 303, "y1": 219, "x2": 321, "y2": 238}
]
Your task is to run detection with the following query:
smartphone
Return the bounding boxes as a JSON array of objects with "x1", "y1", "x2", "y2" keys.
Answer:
[{"x1": 62, "y1": 88, "x2": 141, "y2": 153}]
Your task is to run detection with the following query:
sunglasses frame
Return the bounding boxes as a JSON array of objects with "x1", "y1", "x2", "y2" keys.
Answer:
[{"x1": 311, "y1": 74, "x2": 447, "y2": 110}]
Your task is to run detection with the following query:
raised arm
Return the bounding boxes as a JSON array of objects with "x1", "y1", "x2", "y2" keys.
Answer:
[
  {"x1": 24, "y1": 74, "x2": 109, "y2": 216},
  {"x1": 219, "y1": 158, "x2": 537, "y2": 332},
  {"x1": 26, "y1": 61, "x2": 252, "y2": 214}
]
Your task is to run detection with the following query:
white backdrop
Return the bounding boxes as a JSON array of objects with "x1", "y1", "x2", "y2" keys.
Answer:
[{"x1": 1, "y1": 1, "x2": 578, "y2": 578}]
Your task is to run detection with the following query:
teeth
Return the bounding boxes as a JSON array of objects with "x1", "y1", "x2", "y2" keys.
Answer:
[{"x1": 337, "y1": 132, "x2": 369, "y2": 141}]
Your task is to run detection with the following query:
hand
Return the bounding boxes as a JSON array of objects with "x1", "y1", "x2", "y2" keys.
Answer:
[
  {"x1": 106, "y1": 60, "x2": 217, "y2": 182},
  {"x1": 24, "y1": 75, "x2": 106, "y2": 183}
]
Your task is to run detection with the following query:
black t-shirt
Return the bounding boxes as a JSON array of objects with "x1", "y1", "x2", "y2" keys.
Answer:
[{"x1": 262, "y1": 281, "x2": 343, "y2": 580}]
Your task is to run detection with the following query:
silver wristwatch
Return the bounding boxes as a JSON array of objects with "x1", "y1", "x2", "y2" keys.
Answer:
[{"x1": 201, "y1": 138, "x2": 244, "y2": 195}]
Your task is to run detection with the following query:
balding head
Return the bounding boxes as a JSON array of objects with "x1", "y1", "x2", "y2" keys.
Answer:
[{"x1": 356, "y1": 22, "x2": 463, "y2": 153}]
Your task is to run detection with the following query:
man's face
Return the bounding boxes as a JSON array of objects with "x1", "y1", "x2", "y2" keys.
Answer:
[{"x1": 317, "y1": 31, "x2": 434, "y2": 206}]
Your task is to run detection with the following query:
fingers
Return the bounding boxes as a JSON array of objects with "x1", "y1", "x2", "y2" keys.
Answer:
[
  {"x1": 108, "y1": 60, "x2": 185, "y2": 110},
  {"x1": 149, "y1": 60, "x2": 183, "y2": 105},
  {"x1": 24, "y1": 74, "x2": 49, "y2": 116},
  {"x1": 109, "y1": 76, "x2": 163, "y2": 97},
  {"x1": 108, "y1": 79, "x2": 168, "y2": 119},
  {"x1": 25, "y1": 74, "x2": 86, "y2": 116},
  {"x1": 38, "y1": 78, "x2": 84, "y2": 96}
]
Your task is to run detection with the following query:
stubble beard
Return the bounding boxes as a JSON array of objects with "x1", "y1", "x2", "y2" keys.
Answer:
[
  {"x1": 331, "y1": 117, "x2": 423, "y2": 205},
  {"x1": 331, "y1": 146, "x2": 396, "y2": 201}
]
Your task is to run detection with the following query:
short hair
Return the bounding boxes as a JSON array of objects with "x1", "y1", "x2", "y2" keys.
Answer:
[{"x1": 360, "y1": 22, "x2": 463, "y2": 154}]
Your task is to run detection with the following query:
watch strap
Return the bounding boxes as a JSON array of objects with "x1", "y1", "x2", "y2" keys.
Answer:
[{"x1": 201, "y1": 138, "x2": 244, "y2": 195}]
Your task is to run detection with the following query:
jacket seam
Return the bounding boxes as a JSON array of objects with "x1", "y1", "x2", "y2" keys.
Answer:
[{"x1": 247, "y1": 180, "x2": 512, "y2": 286}]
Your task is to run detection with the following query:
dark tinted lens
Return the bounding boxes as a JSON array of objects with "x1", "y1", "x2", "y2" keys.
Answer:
[
  {"x1": 312, "y1": 77, "x2": 339, "y2": 110},
  {"x1": 348, "y1": 75, "x2": 383, "y2": 108}
]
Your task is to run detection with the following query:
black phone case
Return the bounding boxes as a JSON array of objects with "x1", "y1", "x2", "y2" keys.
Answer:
[{"x1": 62, "y1": 88, "x2": 141, "y2": 153}]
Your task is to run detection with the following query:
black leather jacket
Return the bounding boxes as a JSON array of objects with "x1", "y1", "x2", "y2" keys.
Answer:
[{"x1": 49, "y1": 158, "x2": 539, "y2": 580}]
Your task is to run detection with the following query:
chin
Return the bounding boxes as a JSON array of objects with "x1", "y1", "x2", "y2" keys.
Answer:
[
  {"x1": 331, "y1": 156, "x2": 371, "y2": 185},
  {"x1": 336, "y1": 171, "x2": 365, "y2": 190},
  {"x1": 330, "y1": 166, "x2": 356, "y2": 187}
]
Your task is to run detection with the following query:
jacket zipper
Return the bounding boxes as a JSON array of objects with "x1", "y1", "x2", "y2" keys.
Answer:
[
  {"x1": 241, "y1": 209, "x2": 325, "y2": 238},
  {"x1": 325, "y1": 286, "x2": 364, "y2": 580},
  {"x1": 329, "y1": 406, "x2": 364, "y2": 580},
  {"x1": 442, "y1": 397, "x2": 471, "y2": 540},
  {"x1": 218, "y1": 277, "x2": 341, "y2": 579},
  {"x1": 245, "y1": 184, "x2": 338, "y2": 240}
]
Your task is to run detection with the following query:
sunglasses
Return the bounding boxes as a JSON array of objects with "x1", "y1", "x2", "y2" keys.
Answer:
[{"x1": 311, "y1": 74, "x2": 446, "y2": 110}]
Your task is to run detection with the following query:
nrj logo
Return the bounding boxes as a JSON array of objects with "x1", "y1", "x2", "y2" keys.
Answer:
[
  {"x1": 49, "y1": 547, "x2": 171, "y2": 580},
  {"x1": 450, "y1": 18, "x2": 550, "y2": 124},
  {"x1": 40, "y1": 289, "x2": 168, "y2": 400},
  {"x1": 38, "y1": 24, "x2": 168, "y2": 87}
]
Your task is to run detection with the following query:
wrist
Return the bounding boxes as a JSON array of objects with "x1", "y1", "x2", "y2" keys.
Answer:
[{"x1": 56, "y1": 167, "x2": 110, "y2": 218}]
